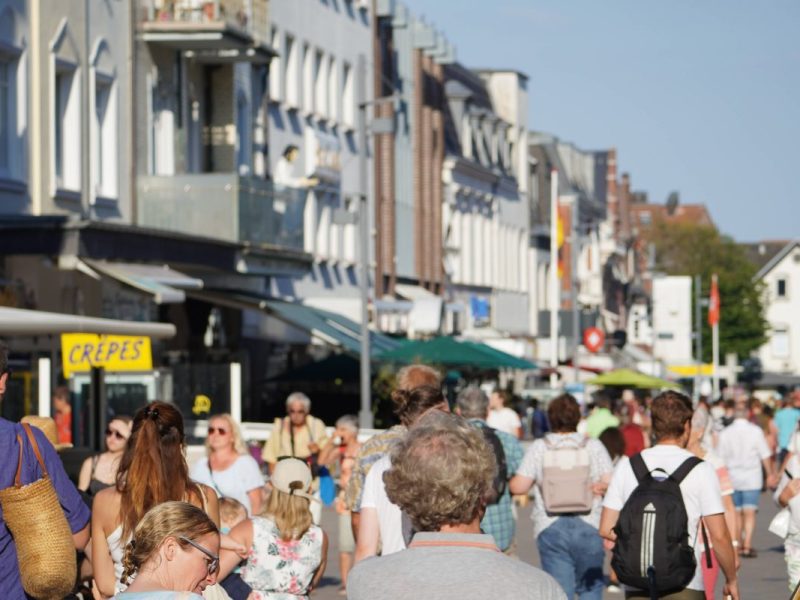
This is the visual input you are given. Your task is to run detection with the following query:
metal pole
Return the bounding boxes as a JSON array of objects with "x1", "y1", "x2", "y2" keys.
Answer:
[
  {"x1": 357, "y1": 53, "x2": 373, "y2": 429},
  {"x1": 549, "y1": 169, "x2": 559, "y2": 389},
  {"x1": 694, "y1": 274, "x2": 702, "y2": 401},
  {"x1": 712, "y1": 273, "x2": 720, "y2": 399},
  {"x1": 571, "y1": 201, "x2": 580, "y2": 384}
]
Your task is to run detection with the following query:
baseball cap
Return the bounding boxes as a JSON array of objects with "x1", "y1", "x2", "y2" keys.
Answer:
[{"x1": 270, "y1": 457, "x2": 319, "y2": 503}]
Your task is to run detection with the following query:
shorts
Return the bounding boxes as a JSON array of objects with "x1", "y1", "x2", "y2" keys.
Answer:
[
  {"x1": 732, "y1": 489, "x2": 761, "y2": 510},
  {"x1": 339, "y1": 511, "x2": 355, "y2": 553}
]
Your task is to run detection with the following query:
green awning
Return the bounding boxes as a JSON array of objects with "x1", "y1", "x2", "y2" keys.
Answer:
[
  {"x1": 377, "y1": 335, "x2": 536, "y2": 370},
  {"x1": 587, "y1": 368, "x2": 680, "y2": 390}
]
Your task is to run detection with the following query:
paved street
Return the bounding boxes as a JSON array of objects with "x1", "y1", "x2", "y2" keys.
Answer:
[{"x1": 313, "y1": 493, "x2": 789, "y2": 599}]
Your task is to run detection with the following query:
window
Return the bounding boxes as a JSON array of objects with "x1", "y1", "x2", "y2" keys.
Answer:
[
  {"x1": 302, "y1": 43, "x2": 314, "y2": 115},
  {"x1": 284, "y1": 34, "x2": 298, "y2": 108},
  {"x1": 54, "y1": 63, "x2": 81, "y2": 192},
  {"x1": 772, "y1": 326, "x2": 790, "y2": 359},
  {"x1": 639, "y1": 211, "x2": 652, "y2": 225},
  {"x1": 0, "y1": 59, "x2": 10, "y2": 173},
  {"x1": 777, "y1": 278, "x2": 788, "y2": 299},
  {"x1": 93, "y1": 73, "x2": 117, "y2": 199},
  {"x1": 314, "y1": 51, "x2": 327, "y2": 118},
  {"x1": 327, "y1": 58, "x2": 338, "y2": 124},
  {"x1": 342, "y1": 61, "x2": 354, "y2": 129},
  {"x1": 268, "y1": 27, "x2": 282, "y2": 102}
]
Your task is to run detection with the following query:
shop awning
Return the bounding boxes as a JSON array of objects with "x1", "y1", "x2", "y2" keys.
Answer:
[
  {"x1": 82, "y1": 260, "x2": 203, "y2": 304},
  {"x1": 0, "y1": 307, "x2": 176, "y2": 338},
  {"x1": 377, "y1": 335, "x2": 536, "y2": 370},
  {"x1": 186, "y1": 290, "x2": 402, "y2": 357}
]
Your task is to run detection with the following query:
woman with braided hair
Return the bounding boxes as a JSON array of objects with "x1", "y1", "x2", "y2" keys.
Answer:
[
  {"x1": 92, "y1": 402, "x2": 220, "y2": 598},
  {"x1": 114, "y1": 501, "x2": 219, "y2": 599}
]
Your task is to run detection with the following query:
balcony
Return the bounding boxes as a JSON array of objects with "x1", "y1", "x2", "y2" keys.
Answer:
[
  {"x1": 140, "y1": 0, "x2": 272, "y2": 63},
  {"x1": 138, "y1": 174, "x2": 305, "y2": 252}
]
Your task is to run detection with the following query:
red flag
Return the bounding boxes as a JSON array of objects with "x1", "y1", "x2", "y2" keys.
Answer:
[{"x1": 708, "y1": 274, "x2": 720, "y2": 326}]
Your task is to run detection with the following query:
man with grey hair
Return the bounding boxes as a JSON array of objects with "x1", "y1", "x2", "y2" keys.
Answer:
[
  {"x1": 347, "y1": 412, "x2": 565, "y2": 600},
  {"x1": 717, "y1": 401, "x2": 777, "y2": 557},
  {"x1": 456, "y1": 386, "x2": 523, "y2": 553}
]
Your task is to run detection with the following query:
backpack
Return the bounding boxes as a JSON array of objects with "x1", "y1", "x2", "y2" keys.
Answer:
[
  {"x1": 480, "y1": 425, "x2": 508, "y2": 503},
  {"x1": 540, "y1": 436, "x2": 593, "y2": 514},
  {"x1": 611, "y1": 453, "x2": 703, "y2": 596}
]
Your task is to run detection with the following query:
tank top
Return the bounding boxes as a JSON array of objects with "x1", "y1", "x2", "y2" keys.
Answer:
[{"x1": 89, "y1": 455, "x2": 113, "y2": 496}]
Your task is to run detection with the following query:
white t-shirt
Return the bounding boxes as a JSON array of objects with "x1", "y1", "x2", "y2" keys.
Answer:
[
  {"x1": 487, "y1": 407, "x2": 522, "y2": 437},
  {"x1": 603, "y1": 444, "x2": 724, "y2": 592},
  {"x1": 717, "y1": 418, "x2": 771, "y2": 491},
  {"x1": 359, "y1": 455, "x2": 406, "y2": 556},
  {"x1": 190, "y1": 454, "x2": 265, "y2": 516}
]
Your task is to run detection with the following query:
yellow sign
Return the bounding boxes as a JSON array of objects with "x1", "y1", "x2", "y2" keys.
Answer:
[
  {"x1": 668, "y1": 364, "x2": 714, "y2": 377},
  {"x1": 61, "y1": 334, "x2": 153, "y2": 377}
]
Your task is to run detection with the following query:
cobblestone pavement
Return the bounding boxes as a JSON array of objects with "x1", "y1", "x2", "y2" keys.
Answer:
[{"x1": 312, "y1": 492, "x2": 789, "y2": 599}]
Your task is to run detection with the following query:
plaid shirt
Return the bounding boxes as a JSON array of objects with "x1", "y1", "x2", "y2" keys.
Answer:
[
  {"x1": 345, "y1": 425, "x2": 407, "y2": 511},
  {"x1": 469, "y1": 419, "x2": 524, "y2": 551}
]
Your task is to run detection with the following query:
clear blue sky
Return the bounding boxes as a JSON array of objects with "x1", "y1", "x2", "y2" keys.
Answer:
[{"x1": 402, "y1": 0, "x2": 799, "y2": 242}]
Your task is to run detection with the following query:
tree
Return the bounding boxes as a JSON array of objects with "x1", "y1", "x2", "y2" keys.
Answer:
[{"x1": 650, "y1": 221, "x2": 767, "y2": 362}]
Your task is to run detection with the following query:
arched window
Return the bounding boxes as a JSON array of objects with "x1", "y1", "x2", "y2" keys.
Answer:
[
  {"x1": 0, "y1": 6, "x2": 26, "y2": 184},
  {"x1": 90, "y1": 39, "x2": 117, "y2": 201},
  {"x1": 50, "y1": 19, "x2": 81, "y2": 195}
]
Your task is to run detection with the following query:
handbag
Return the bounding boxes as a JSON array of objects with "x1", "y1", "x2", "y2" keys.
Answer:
[
  {"x1": 0, "y1": 423, "x2": 77, "y2": 599},
  {"x1": 769, "y1": 508, "x2": 791, "y2": 539}
]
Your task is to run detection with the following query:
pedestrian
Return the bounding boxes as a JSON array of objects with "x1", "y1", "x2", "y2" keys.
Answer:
[
  {"x1": 347, "y1": 412, "x2": 566, "y2": 600},
  {"x1": 0, "y1": 340, "x2": 91, "y2": 600},
  {"x1": 261, "y1": 392, "x2": 329, "y2": 523},
  {"x1": 584, "y1": 392, "x2": 620, "y2": 439},
  {"x1": 77, "y1": 415, "x2": 132, "y2": 496},
  {"x1": 530, "y1": 398, "x2": 550, "y2": 439},
  {"x1": 52, "y1": 384, "x2": 73, "y2": 445},
  {"x1": 774, "y1": 450, "x2": 800, "y2": 591},
  {"x1": 717, "y1": 401, "x2": 777, "y2": 558},
  {"x1": 488, "y1": 389, "x2": 523, "y2": 439},
  {"x1": 456, "y1": 386, "x2": 524, "y2": 553},
  {"x1": 318, "y1": 414, "x2": 362, "y2": 593},
  {"x1": 599, "y1": 390, "x2": 739, "y2": 600},
  {"x1": 510, "y1": 393, "x2": 613, "y2": 599},
  {"x1": 775, "y1": 391, "x2": 800, "y2": 467},
  {"x1": 344, "y1": 364, "x2": 441, "y2": 538},
  {"x1": 218, "y1": 457, "x2": 328, "y2": 598},
  {"x1": 91, "y1": 401, "x2": 221, "y2": 597},
  {"x1": 116, "y1": 500, "x2": 220, "y2": 599},
  {"x1": 190, "y1": 413, "x2": 265, "y2": 516}
]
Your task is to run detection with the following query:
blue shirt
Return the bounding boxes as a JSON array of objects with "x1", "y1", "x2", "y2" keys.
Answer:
[
  {"x1": 775, "y1": 407, "x2": 800, "y2": 450},
  {"x1": 468, "y1": 419, "x2": 524, "y2": 551},
  {"x1": 0, "y1": 419, "x2": 90, "y2": 599}
]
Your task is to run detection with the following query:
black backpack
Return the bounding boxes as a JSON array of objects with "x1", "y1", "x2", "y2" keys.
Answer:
[
  {"x1": 611, "y1": 453, "x2": 706, "y2": 597},
  {"x1": 480, "y1": 425, "x2": 508, "y2": 503}
]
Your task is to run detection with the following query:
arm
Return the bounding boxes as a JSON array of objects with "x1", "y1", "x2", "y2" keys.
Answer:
[
  {"x1": 193, "y1": 483, "x2": 221, "y2": 527},
  {"x1": 722, "y1": 494, "x2": 738, "y2": 546},
  {"x1": 764, "y1": 456, "x2": 779, "y2": 489},
  {"x1": 247, "y1": 487, "x2": 263, "y2": 516},
  {"x1": 317, "y1": 438, "x2": 338, "y2": 467},
  {"x1": 514, "y1": 425, "x2": 523, "y2": 440},
  {"x1": 706, "y1": 513, "x2": 739, "y2": 600},
  {"x1": 509, "y1": 474, "x2": 534, "y2": 496},
  {"x1": 218, "y1": 519, "x2": 253, "y2": 581},
  {"x1": 353, "y1": 507, "x2": 380, "y2": 562},
  {"x1": 90, "y1": 491, "x2": 119, "y2": 598},
  {"x1": 310, "y1": 530, "x2": 329, "y2": 592},
  {"x1": 77, "y1": 456, "x2": 93, "y2": 492},
  {"x1": 598, "y1": 507, "x2": 619, "y2": 542},
  {"x1": 73, "y1": 523, "x2": 90, "y2": 551},
  {"x1": 350, "y1": 510, "x2": 360, "y2": 540}
]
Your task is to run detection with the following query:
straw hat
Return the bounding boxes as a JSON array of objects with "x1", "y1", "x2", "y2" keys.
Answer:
[
  {"x1": 20, "y1": 416, "x2": 73, "y2": 450},
  {"x1": 270, "y1": 457, "x2": 319, "y2": 503}
]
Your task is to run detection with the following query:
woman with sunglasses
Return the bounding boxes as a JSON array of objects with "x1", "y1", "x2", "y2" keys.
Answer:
[
  {"x1": 113, "y1": 501, "x2": 220, "y2": 599},
  {"x1": 190, "y1": 413, "x2": 265, "y2": 516},
  {"x1": 78, "y1": 416, "x2": 133, "y2": 496}
]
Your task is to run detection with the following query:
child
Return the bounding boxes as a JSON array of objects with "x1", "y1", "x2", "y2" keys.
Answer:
[
  {"x1": 218, "y1": 458, "x2": 329, "y2": 599},
  {"x1": 218, "y1": 497, "x2": 252, "y2": 600}
]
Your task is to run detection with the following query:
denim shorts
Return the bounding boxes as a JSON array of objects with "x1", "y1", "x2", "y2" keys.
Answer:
[{"x1": 732, "y1": 488, "x2": 761, "y2": 510}]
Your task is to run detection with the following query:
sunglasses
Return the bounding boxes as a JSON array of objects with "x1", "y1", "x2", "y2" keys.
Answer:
[
  {"x1": 105, "y1": 428, "x2": 128, "y2": 441},
  {"x1": 207, "y1": 427, "x2": 229, "y2": 436},
  {"x1": 179, "y1": 536, "x2": 219, "y2": 576}
]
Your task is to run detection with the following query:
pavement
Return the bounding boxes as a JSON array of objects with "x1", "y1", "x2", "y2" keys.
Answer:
[{"x1": 311, "y1": 492, "x2": 790, "y2": 599}]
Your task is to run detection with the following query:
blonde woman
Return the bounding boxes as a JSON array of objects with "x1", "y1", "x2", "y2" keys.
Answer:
[
  {"x1": 114, "y1": 501, "x2": 219, "y2": 599},
  {"x1": 219, "y1": 458, "x2": 328, "y2": 599},
  {"x1": 190, "y1": 413, "x2": 264, "y2": 516}
]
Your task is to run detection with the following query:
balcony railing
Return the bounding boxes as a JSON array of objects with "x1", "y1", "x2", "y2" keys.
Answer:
[{"x1": 138, "y1": 174, "x2": 305, "y2": 252}]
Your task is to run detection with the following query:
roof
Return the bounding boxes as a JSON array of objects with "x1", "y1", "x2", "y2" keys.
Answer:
[
  {"x1": 629, "y1": 203, "x2": 715, "y2": 229},
  {"x1": 753, "y1": 240, "x2": 800, "y2": 281},
  {"x1": 741, "y1": 240, "x2": 792, "y2": 272}
]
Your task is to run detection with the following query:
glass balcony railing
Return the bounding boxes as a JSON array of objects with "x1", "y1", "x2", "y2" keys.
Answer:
[{"x1": 137, "y1": 173, "x2": 306, "y2": 252}]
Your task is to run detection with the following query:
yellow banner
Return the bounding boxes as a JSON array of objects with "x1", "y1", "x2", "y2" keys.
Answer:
[{"x1": 61, "y1": 334, "x2": 153, "y2": 377}]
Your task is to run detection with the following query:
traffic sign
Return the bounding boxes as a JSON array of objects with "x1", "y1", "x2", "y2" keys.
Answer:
[{"x1": 583, "y1": 327, "x2": 605, "y2": 353}]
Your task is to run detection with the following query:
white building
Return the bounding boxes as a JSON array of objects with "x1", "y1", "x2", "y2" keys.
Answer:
[
  {"x1": 757, "y1": 240, "x2": 800, "y2": 375},
  {"x1": 651, "y1": 275, "x2": 693, "y2": 367}
]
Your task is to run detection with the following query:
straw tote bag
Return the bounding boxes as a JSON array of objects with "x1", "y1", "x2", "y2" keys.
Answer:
[{"x1": 0, "y1": 423, "x2": 76, "y2": 599}]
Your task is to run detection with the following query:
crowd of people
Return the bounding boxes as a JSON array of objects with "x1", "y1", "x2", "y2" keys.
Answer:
[{"x1": 1, "y1": 334, "x2": 798, "y2": 599}]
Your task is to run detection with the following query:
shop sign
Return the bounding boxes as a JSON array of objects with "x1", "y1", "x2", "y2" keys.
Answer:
[{"x1": 61, "y1": 334, "x2": 153, "y2": 377}]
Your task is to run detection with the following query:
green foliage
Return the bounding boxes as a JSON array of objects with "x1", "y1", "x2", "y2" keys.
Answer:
[{"x1": 651, "y1": 221, "x2": 768, "y2": 362}]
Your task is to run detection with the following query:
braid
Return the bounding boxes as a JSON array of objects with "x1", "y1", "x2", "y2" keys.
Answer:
[{"x1": 120, "y1": 539, "x2": 139, "y2": 584}]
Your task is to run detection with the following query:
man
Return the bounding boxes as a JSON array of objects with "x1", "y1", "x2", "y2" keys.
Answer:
[
  {"x1": 456, "y1": 386, "x2": 523, "y2": 553},
  {"x1": 487, "y1": 389, "x2": 523, "y2": 439},
  {"x1": 717, "y1": 401, "x2": 777, "y2": 558},
  {"x1": 52, "y1": 385, "x2": 73, "y2": 445},
  {"x1": 262, "y1": 391, "x2": 329, "y2": 521},
  {"x1": 600, "y1": 390, "x2": 739, "y2": 600},
  {"x1": 345, "y1": 364, "x2": 441, "y2": 536},
  {"x1": 0, "y1": 340, "x2": 90, "y2": 599},
  {"x1": 347, "y1": 412, "x2": 565, "y2": 600},
  {"x1": 585, "y1": 392, "x2": 620, "y2": 439},
  {"x1": 775, "y1": 391, "x2": 800, "y2": 467}
]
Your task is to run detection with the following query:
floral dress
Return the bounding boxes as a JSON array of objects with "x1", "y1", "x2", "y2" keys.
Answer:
[{"x1": 242, "y1": 516, "x2": 323, "y2": 599}]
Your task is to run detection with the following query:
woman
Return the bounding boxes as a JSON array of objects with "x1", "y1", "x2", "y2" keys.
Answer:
[
  {"x1": 78, "y1": 416, "x2": 132, "y2": 496},
  {"x1": 190, "y1": 414, "x2": 264, "y2": 516},
  {"x1": 775, "y1": 451, "x2": 800, "y2": 591},
  {"x1": 219, "y1": 458, "x2": 328, "y2": 599},
  {"x1": 113, "y1": 501, "x2": 219, "y2": 599},
  {"x1": 92, "y1": 402, "x2": 220, "y2": 598}
]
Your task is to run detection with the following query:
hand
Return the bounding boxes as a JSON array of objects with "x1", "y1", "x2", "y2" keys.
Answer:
[
  {"x1": 221, "y1": 533, "x2": 249, "y2": 558},
  {"x1": 723, "y1": 578, "x2": 740, "y2": 600},
  {"x1": 602, "y1": 538, "x2": 615, "y2": 552},
  {"x1": 308, "y1": 442, "x2": 320, "y2": 455},
  {"x1": 767, "y1": 472, "x2": 780, "y2": 490},
  {"x1": 592, "y1": 481, "x2": 608, "y2": 497},
  {"x1": 780, "y1": 479, "x2": 800, "y2": 505}
]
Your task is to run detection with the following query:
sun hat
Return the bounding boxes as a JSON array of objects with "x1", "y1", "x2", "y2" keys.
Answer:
[
  {"x1": 20, "y1": 416, "x2": 73, "y2": 450},
  {"x1": 270, "y1": 457, "x2": 319, "y2": 503}
]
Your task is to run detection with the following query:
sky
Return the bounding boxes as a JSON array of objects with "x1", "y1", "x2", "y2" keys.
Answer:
[{"x1": 402, "y1": 0, "x2": 800, "y2": 242}]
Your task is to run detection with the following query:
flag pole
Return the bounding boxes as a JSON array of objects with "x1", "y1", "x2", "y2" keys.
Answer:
[
  {"x1": 710, "y1": 273, "x2": 720, "y2": 399},
  {"x1": 549, "y1": 169, "x2": 559, "y2": 389}
]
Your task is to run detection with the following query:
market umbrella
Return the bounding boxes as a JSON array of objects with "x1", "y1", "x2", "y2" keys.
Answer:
[
  {"x1": 587, "y1": 368, "x2": 680, "y2": 389},
  {"x1": 377, "y1": 336, "x2": 536, "y2": 370}
]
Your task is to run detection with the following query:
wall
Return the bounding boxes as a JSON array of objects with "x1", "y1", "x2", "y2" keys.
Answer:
[
  {"x1": 652, "y1": 275, "x2": 693, "y2": 365},
  {"x1": 759, "y1": 244, "x2": 800, "y2": 374}
]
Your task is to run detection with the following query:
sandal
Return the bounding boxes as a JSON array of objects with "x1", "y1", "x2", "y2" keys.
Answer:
[{"x1": 740, "y1": 548, "x2": 757, "y2": 558}]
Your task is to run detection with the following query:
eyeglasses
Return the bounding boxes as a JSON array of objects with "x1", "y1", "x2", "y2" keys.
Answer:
[
  {"x1": 287, "y1": 409, "x2": 307, "y2": 415},
  {"x1": 179, "y1": 536, "x2": 219, "y2": 576},
  {"x1": 105, "y1": 428, "x2": 128, "y2": 441},
  {"x1": 207, "y1": 427, "x2": 229, "y2": 436}
]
